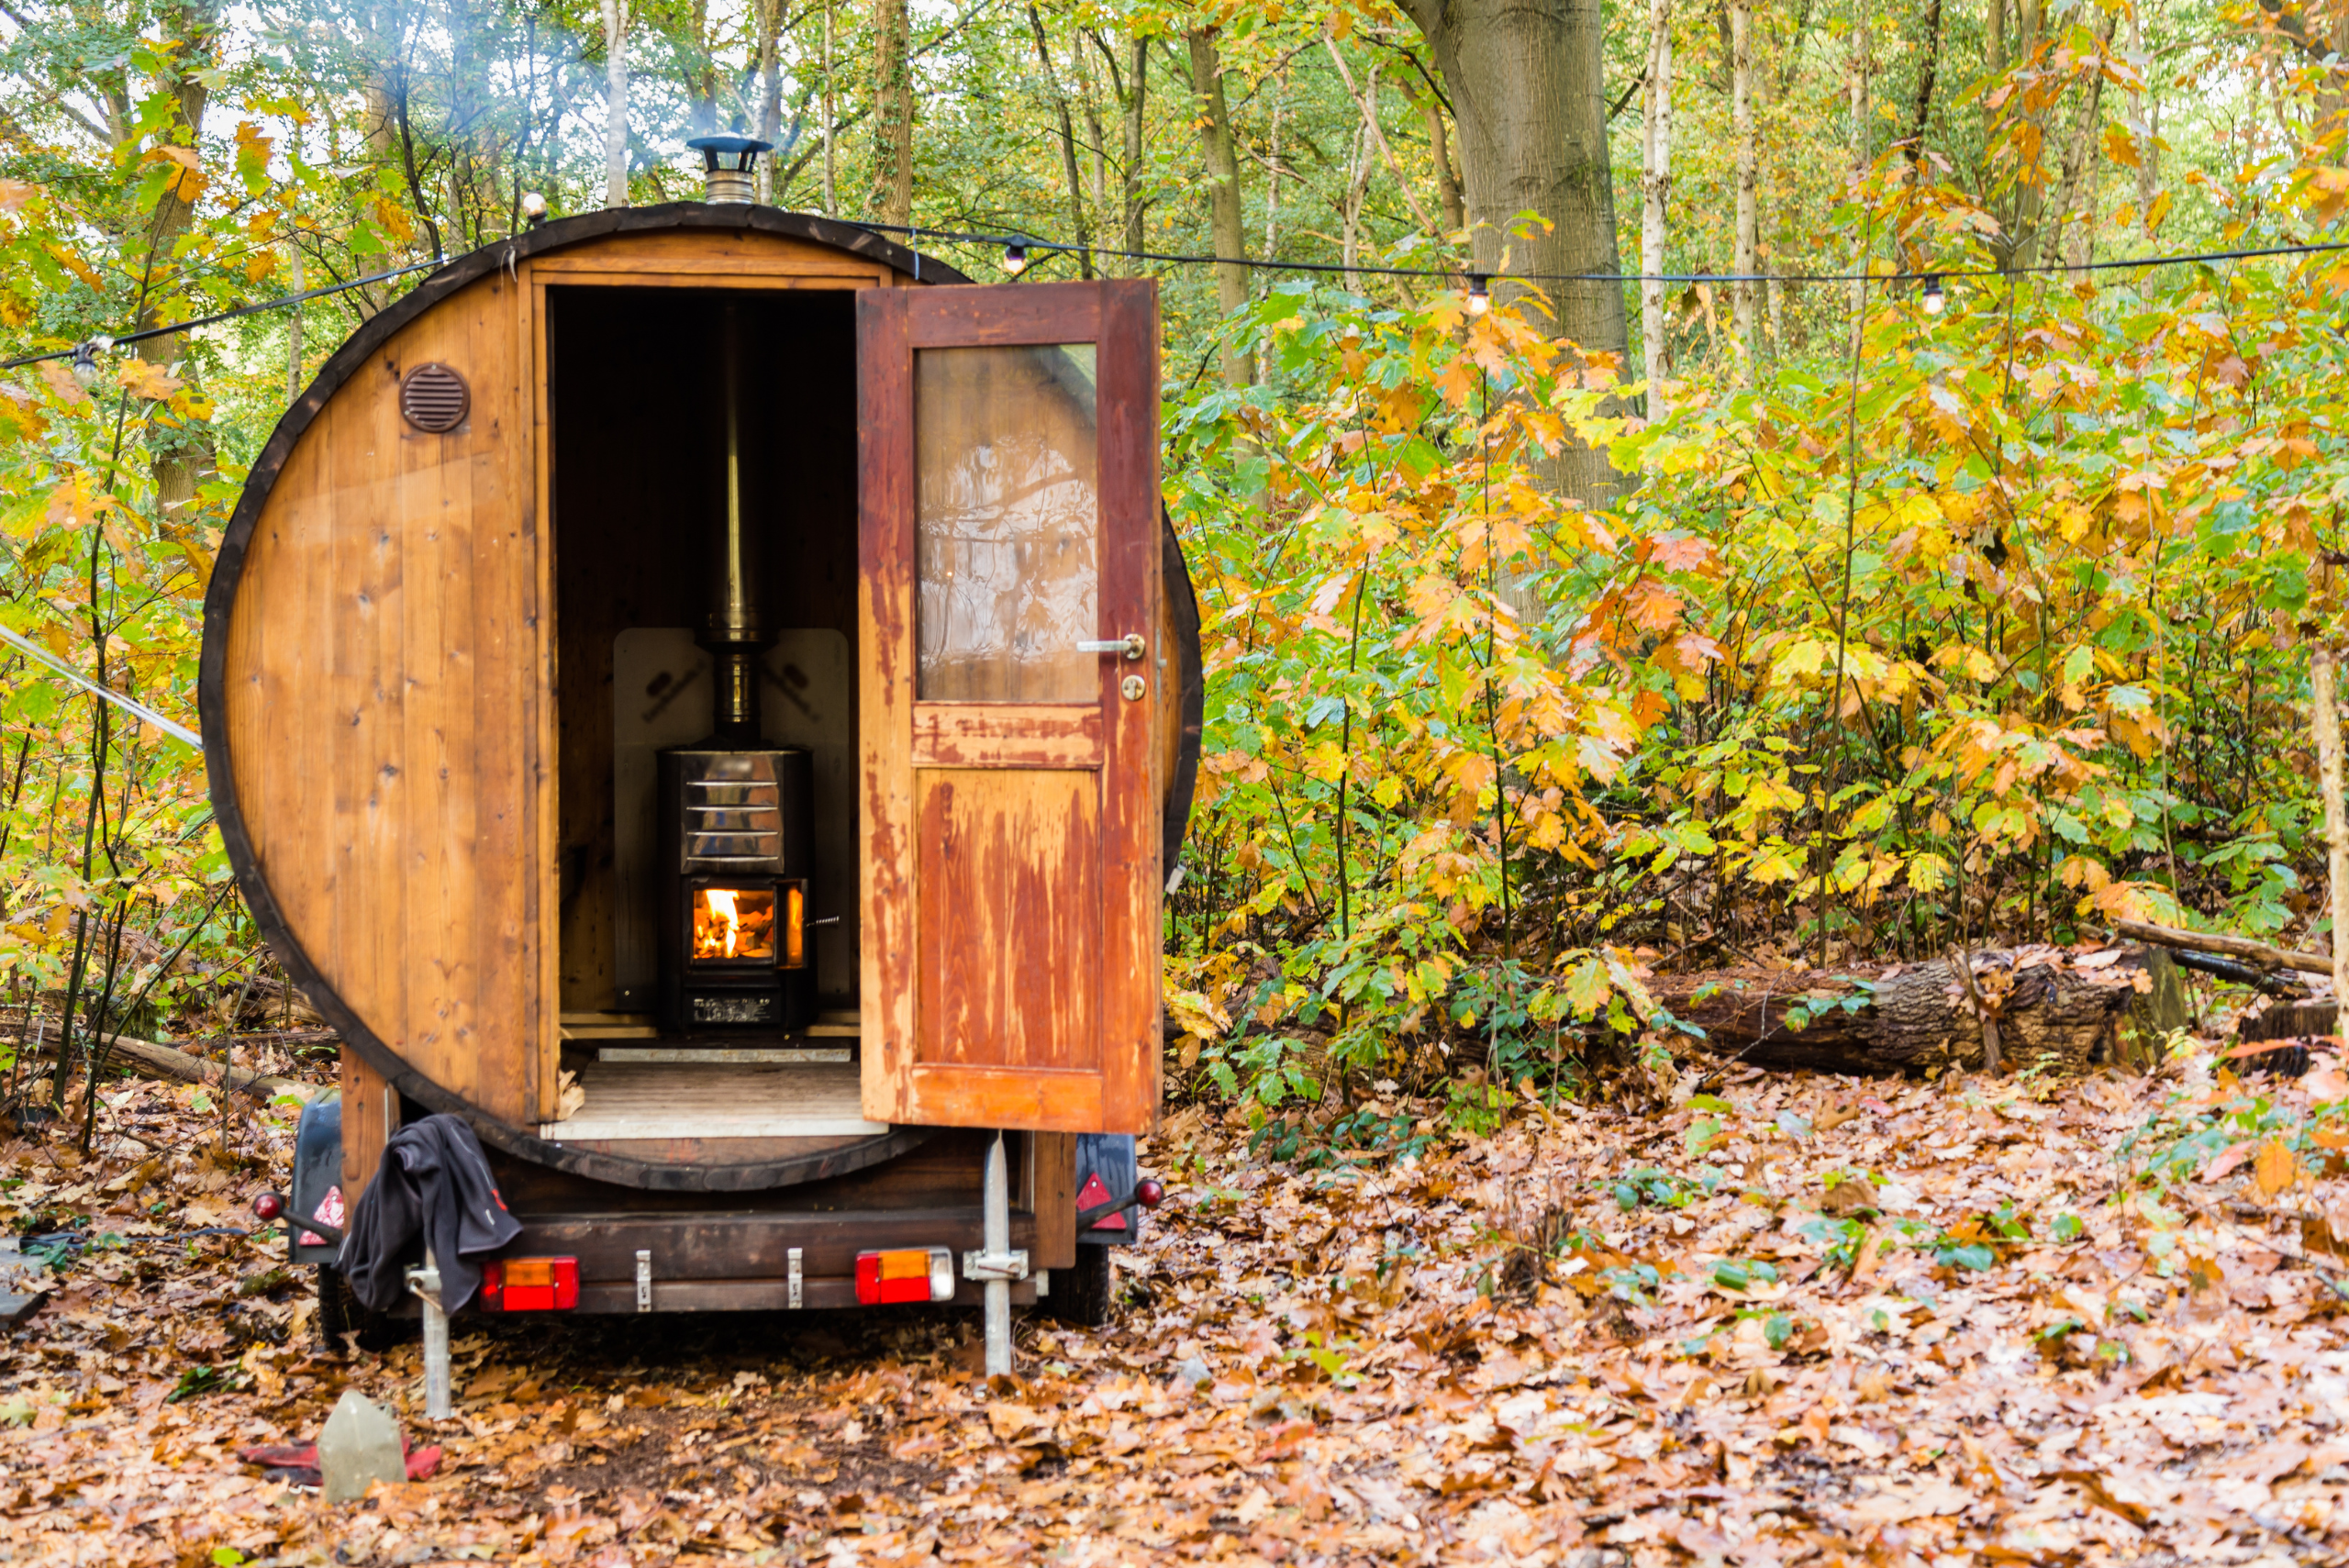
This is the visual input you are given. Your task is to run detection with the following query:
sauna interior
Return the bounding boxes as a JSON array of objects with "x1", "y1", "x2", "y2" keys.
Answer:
[{"x1": 547, "y1": 284, "x2": 871, "y2": 1145}]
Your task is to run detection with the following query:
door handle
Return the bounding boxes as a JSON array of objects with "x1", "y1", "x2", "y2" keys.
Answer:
[{"x1": 1077, "y1": 635, "x2": 1147, "y2": 661}]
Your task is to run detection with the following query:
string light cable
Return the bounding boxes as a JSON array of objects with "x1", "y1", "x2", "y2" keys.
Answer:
[
  {"x1": 9, "y1": 217, "x2": 2347, "y2": 384},
  {"x1": 0, "y1": 255, "x2": 443, "y2": 375},
  {"x1": 843, "y1": 217, "x2": 2349, "y2": 289}
]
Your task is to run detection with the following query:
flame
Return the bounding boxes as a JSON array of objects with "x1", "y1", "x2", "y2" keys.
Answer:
[
  {"x1": 693, "y1": 887, "x2": 774, "y2": 961},
  {"x1": 707, "y1": 888, "x2": 740, "y2": 958}
]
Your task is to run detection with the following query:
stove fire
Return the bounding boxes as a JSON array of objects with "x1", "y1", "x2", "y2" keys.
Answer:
[
  {"x1": 693, "y1": 887, "x2": 770, "y2": 961},
  {"x1": 654, "y1": 298, "x2": 818, "y2": 1036}
]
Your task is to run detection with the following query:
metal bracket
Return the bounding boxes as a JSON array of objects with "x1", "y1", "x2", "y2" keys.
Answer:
[
  {"x1": 634, "y1": 1249, "x2": 652, "y2": 1313},
  {"x1": 787, "y1": 1247, "x2": 803, "y2": 1309},
  {"x1": 962, "y1": 1248, "x2": 1030, "y2": 1282}
]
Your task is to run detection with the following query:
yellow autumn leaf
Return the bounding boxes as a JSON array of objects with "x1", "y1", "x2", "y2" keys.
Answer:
[{"x1": 2254, "y1": 1139, "x2": 2299, "y2": 1197}]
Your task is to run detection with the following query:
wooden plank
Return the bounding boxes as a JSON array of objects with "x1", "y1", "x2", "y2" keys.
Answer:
[
  {"x1": 522, "y1": 266, "x2": 889, "y2": 291},
  {"x1": 911, "y1": 703, "x2": 1102, "y2": 768},
  {"x1": 901, "y1": 1064, "x2": 1105, "y2": 1131},
  {"x1": 523, "y1": 228, "x2": 896, "y2": 276},
  {"x1": 469, "y1": 270, "x2": 533, "y2": 1125},
  {"x1": 904, "y1": 282, "x2": 1103, "y2": 347},
  {"x1": 1095, "y1": 280, "x2": 1164, "y2": 1134},
  {"x1": 915, "y1": 770, "x2": 1098, "y2": 1073},
  {"x1": 571, "y1": 1277, "x2": 1040, "y2": 1313},
  {"x1": 519, "y1": 1205, "x2": 1033, "y2": 1280},
  {"x1": 858, "y1": 286, "x2": 918, "y2": 1126},
  {"x1": 339, "y1": 1048, "x2": 396, "y2": 1206},
  {"x1": 521, "y1": 262, "x2": 560, "y2": 1126},
  {"x1": 1030, "y1": 1130, "x2": 1076, "y2": 1272}
]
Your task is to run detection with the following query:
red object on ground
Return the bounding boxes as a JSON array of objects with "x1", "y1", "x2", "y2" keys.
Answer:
[
  {"x1": 250, "y1": 1192, "x2": 284, "y2": 1222},
  {"x1": 237, "y1": 1438, "x2": 442, "y2": 1486}
]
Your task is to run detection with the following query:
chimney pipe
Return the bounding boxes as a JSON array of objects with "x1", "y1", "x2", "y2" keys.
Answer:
[
  {"x1": 686, "y1": 134, "x2": 772, "y2": 205},
  {"x1": 703, "y1": 299, "x2": 765, "y2": 740}
]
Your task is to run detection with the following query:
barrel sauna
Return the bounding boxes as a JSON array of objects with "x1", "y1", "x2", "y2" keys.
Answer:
[{"x1": 205, "y1": 197, "x2": 1200, "y2": 1335}]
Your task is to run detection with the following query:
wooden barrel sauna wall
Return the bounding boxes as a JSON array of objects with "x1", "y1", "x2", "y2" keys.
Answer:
[{"x1": 199, "y1": 207, "x2": 1204, "y2": 1190}]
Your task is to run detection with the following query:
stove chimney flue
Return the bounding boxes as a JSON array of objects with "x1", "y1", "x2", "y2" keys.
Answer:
[
  {"x1": 704, "y1": 299, "x2": 764, "y2": 741},
  {"x1": 686, "y1": 133, "x2": 771, "y2": 205}
]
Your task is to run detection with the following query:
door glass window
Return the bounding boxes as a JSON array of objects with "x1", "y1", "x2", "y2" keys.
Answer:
[{"x1": 915, "y1": 344, "x2": 1099, "y2": 702}]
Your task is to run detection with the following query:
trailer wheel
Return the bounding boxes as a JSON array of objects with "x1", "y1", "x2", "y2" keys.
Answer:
[
  {"x1": 1048, "y1": 1246, "x2": 1115, "y2": 1328},
  {"x1": 317, "y1": 1265, "x2": 407, "y2": 1353}
]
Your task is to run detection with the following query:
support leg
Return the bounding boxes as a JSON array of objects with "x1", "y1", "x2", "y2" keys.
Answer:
[
  {"x1": 408, "y1": 1247, "x2": 452, "y2": 1419},
  {"x1": 983, "y1": 1131, "x2": 1011, "y2": 1377}
]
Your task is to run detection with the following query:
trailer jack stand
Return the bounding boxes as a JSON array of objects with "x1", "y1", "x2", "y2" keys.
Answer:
[
  {"x1": 406, "y1": 1248, "x2": 453, "y2": 1419},
  {"x1": 963, "y1": 1132, "x2": 1028, "y2": 1376}
]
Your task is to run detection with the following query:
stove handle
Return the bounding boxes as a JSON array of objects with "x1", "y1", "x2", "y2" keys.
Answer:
[{"x1": 1077, "y1": 635, "x2": 1146, "y2": 661}]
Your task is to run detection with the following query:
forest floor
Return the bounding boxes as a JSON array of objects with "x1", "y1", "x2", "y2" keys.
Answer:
[{"x1": 2, "y1": 1035, "x2": 2348, "y2": 1565}]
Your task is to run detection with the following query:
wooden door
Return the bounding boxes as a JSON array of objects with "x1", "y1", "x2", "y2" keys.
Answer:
[{"x1": 858, "y1": 281, "x2": 1162, "y2": 1133}]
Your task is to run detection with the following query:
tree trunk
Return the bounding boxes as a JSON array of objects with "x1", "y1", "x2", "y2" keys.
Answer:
[
  {"x1": 754, "y1": 0, "x2": 783, "y2": 205},
  {"x1": 1028, "y1": 4, "x2": 1095, "y2": 277},
  {"x1": 1186, "y1": 27, "x2": 1251, "y2": 389},
  {"x1": 2314, "y1": 651, "x2": 2349, "y2": 1041},
  {"x1": 2128, "y1": 4, "x2": 2157, "y2": 232},
  {"x1": 139, "y1": 0, "x2": 221, "y2": 518},
  {"x1": 1845, "y1": 1, "x2": 1868, "y2": 315},
  {"x1": 1731, "y1": 0, "x2": 1756, "y2": 368},
  {"x1": 2008, "y1": 0, "x2": 2047, "y2": 269},
  {"x1": 1640, "y1": 0, "x2": 1675, "y2": 419},
  {"x1": 687, "y1": 0, "x2": 717, "y2": 138},
  {"x1": 1120, "y1": 34, "x2": 1149, "y2": 266},
  {"x1": 1422, "y1": 95, "x2": 1466, "y2": 234},
  {"x1": 1650, "y1": 948, "x2": 2147, "y2": 1076},
  {"x1": 1907, "y1": 0, "x2": 1942, "y2": 159},
  {"x1": 285, "y1": 237, "x2": 305, "y2": 402},
  {"x1": 2045, "y1": 9, "x2": 2117, "y2": 278},
  {"x1": 1324, "y1": 38, "x2": 1442, "y2": 239},
  {"x1": 870, "y1": 0, "x2": 914, "y2": 225},
  {"x1": 1392, "y1": 0, "x2": 1630, "y2": 505},
  {"x1": 601, "y1": 0, "x2": 629, "y2": 207}
]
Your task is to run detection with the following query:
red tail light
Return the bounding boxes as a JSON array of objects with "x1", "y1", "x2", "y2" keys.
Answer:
[
  {"x1": 479, "y1": 1257, "x2": 579, "y2": 1312},
  {"x1": 854, "y1": 1248, "x2": 955, "y2": 1304}
]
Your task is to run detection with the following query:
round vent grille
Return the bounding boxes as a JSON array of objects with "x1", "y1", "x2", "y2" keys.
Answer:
[{"x1": 399, "y1": 363, "x2": 469, "y2": 433}]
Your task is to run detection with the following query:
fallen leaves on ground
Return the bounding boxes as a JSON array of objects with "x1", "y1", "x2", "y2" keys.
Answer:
[{"x1": 5, "y1": 1046, "x2": 2349, "y2": 1564}]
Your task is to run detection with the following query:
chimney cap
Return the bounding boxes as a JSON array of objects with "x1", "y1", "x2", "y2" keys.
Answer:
[{"x1": 686, "y1": 134, "x2": 773, "y2": 171}]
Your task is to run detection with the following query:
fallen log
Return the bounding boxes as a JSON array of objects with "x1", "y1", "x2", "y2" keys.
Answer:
[
  {"x1": 2112, "y1": 918, "x2": 2332, "y2": 978},
  {"x1": 1649, "y1": 946, "x2": 2149, "y2": 1076},
  {"x1": 24, "y1": 1032, "x2": 317, "y2": 1103}
]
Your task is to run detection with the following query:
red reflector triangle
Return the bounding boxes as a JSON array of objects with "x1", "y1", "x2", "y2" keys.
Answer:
[{"x1": 1077, "y1": 1172, "x2": 1126, "y2": 1231}]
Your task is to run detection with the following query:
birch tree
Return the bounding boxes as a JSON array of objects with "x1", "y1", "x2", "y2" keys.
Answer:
[{"x1": 1641, "y1": 0, "x2": 1675, "y2": 418}]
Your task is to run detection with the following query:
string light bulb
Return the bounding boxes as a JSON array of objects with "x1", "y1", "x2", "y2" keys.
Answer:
[
  {"x1": 69, "y1": 336, "x2": 111, "y2": 388},
  {"x1": 1921, "y1": 274, "x2": 1946, "y2": 316},
  {"x1": 1003, "y1": 241, "x2": 1029, "y2": 275},
  {"x1": 1465, "y1": 274, "x2": 1491, "y2": 318}
]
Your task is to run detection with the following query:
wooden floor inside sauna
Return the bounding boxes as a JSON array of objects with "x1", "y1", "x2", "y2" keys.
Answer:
[
  {"x1": 544, "y1": 1013, "x2": 881, "y2": 1140},
  {"x1": 541, "y1": 1062, "x2": 885, "y2": 1140}
]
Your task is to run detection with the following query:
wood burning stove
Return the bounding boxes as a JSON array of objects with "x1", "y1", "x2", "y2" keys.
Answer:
[
  {"x1": 655, "y1": 298, "x2": 818, "y2": 1035},
  {"x1": 657, "y1": 746, "x2": 814, "y2": 1031}
]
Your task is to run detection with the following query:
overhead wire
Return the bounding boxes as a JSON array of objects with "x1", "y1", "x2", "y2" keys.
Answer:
[
  {"x1": 0, "y1": 256, "x2": 442, "y2": 373},
  {"x1": 2, "y1": 210, "x2": 2339, "y2": 380},
  {"x1": 840, "y1": 217, "x2": 2349, "y2": 286}
]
